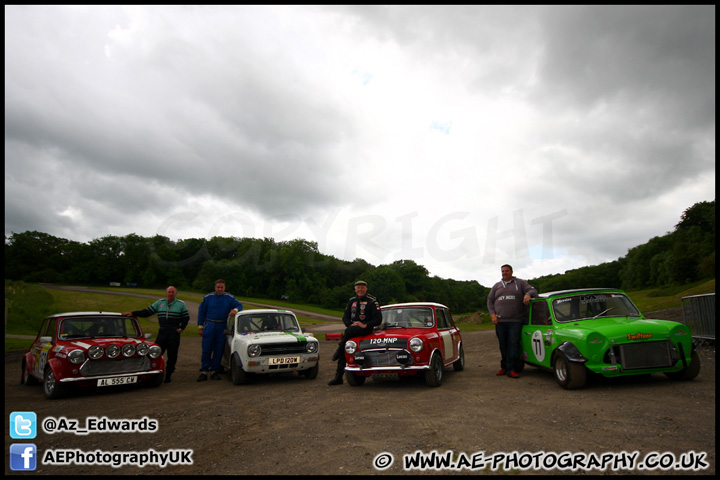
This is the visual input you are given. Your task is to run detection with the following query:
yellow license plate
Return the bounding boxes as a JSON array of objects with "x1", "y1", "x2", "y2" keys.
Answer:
[{"x1": 269, "y1": 357, "x2": 300, "y2": 365}]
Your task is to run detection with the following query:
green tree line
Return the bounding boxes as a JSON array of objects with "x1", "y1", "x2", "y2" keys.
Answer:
[
  {"x1": 4, "y1": 200, "x2": 714, "y2": 311},
  {"x1": 529, "y1": 200, "x2": 715, "y2": 292},
  {"x1": 3, "y1": 231, "x2": 487, "y2": 312}
]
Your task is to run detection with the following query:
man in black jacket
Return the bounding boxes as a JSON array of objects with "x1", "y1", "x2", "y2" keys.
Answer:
[{"x1": 328, "y1": 280, "x2": 382, "y2": 386}]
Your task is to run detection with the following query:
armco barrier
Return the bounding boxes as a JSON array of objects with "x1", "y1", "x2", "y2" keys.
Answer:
[{"x1": 681, "y1": 293, "x2": 715, "y2": 341}]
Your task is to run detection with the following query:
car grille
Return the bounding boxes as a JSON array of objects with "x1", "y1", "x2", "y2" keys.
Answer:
[
  {"x1": 80, "y1": 357, "x2": 152, "y2": 376},
  {"x1": 610, "y1": 341, "x2": 675, "y2": 370},
  {"x1": 259, "y1": 342, "x2": 307, "y2": 356},
  {"x1": 268, "y1": 363, "x2": 298, "y2": 370},
  {"x1": 361, "y1": 350, "x2": 414, "y2": 368}
]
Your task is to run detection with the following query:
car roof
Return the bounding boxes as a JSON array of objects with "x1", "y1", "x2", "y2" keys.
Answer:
[
  {"x1": 47, "y1": 311, "x2": 125, "y2": 318},
  {"x1": 237, "y1": 309, "x2": 296, "y2": 316},
  {"x1": 381, "y1": 302, "x2": 449, "y2": 310},
  {"x1": 538, "y1": 288, "x2": 624, "y2": 299}
]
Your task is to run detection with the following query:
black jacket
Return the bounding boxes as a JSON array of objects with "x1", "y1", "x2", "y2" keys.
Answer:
[{"x1": 342, "y1": 294, "x2": 382, "y2": 328}]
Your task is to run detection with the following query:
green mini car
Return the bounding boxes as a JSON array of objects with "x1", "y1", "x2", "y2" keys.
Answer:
[{"x1": 520, "y1": 288, "x2": 701, "y2": 389}]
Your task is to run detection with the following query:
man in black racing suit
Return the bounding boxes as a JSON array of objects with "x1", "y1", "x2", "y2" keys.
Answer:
[{"x1": 328, "y1": 280, "x2": 382, "y2": 386}]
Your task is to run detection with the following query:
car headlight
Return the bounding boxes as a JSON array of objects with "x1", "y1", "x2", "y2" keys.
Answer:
[
  {"x1": 106, "y1": 344, "x2": 121, "y2": 359},
  {"x1": 409, "y1": 337, "x2": 424, "y2": 353},
  {"x1": 68, "y1": 349, "x2": 85, "y2": 365},
  {"x1": 122, "y1": 343, "x2": 136, "y2": 357},
  {"x1": 248, "y1": 344, "x2": 262, "y2": 357},
  {"x1": 88, "y1": 345, "x2": 104, "y2": 360},
  {"x1": 136, "y1": 343, "x2": 150, "y2": 356},
  {"x1": 345, "y1": 340, "x2": 357, "y2": 355},
  {"x1": 148, "y1": 345, "x2": 162, "y2": 359},
  {"x1": 306, "y1": 341, "x2": 318, "y2": 354}
]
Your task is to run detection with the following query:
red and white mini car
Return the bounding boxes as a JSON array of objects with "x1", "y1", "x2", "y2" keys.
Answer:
[
  {"x1": 343, "y1": 302, "x2": 464, "y2": 387},
  {"x1": 21, "y1": 312, "x2": 165, "y2": 399}
]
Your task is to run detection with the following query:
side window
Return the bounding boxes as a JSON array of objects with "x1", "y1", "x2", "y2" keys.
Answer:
[
  {"x1": 43, "y1": 318, "x2": 57, "y2": 338},
  {"x1": 444, "y1": 309, "x2": 456, "y2": 328},
  {"x1": 436, "y1": 309, "x2": 449, "y2": 329},
  {"x1": 530, "y1": 302, "x2": 550, "y2": 325}
]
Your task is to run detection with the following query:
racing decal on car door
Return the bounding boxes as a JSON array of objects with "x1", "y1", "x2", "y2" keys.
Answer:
[
  {"x1": 439, "y1": 330, "x2": 454, "y2": 361},
  {"x1": 36, "y1": 343, "x2": 52, "y2": 378},
  {"x1": 530, "y1": 330, "x2": 545, "y2": 362}
]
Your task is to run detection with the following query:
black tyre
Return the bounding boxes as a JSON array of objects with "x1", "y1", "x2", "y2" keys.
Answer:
[
  {"x1": 230, "y1": 354, "x2": 247, "y2": 385},
  {"x1": 146, "y1": 372, "x2": 164, "y2": 388},
  {"x1": 345, "y1": 371, "x2": 366, "y2": 386},
  {"x1": 21, "y1": 360, "x2": 39, "y2": 386},
  {"x1": 553, "y1": 353, "x2": 587, "y2": 390},
  {"x1": 452, "y1": 345, "x2": 465, "y2": 371},
  {"x1": 43, "y1": 367, "x2": 69, "y2": 399},
  {"x1": 300, "y1": 363, "x2": 319, "y2": 379},
  {"x1": 665, "y1": 350, "x2": 701, "y2": 381},
  {"x1": 425, "y1": 353, "x2": 444, "y2": 387}
]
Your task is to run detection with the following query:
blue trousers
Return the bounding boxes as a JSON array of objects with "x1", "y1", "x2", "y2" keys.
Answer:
[
  {"x1": 200, "y1": 322, "x2": 226, "y2": 372},
  {"x1": 495, "y1": 321, "x2": 522, "y2": 372}
]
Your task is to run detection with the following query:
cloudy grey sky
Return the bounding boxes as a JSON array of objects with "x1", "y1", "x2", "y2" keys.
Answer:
[{"x1": 5, "y1": 5, "x2": 715, "y2": 287}]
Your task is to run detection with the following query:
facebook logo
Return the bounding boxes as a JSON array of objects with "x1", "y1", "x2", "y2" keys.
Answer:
[
  {"x1": 10, "y1": 443, "x2": 37, "y2": 471},
  {"x1": 10, "y1": 411, "x2": 37, "y2": 439}
]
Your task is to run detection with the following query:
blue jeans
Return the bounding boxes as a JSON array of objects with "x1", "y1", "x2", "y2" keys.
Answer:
[{"x1": 495, "y1": 322, "x2": 522, "y2": 372}]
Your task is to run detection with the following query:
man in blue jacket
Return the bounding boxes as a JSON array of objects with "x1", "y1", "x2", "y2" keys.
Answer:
[{"x1": 197, "y1": 279, "x2": 243, "y2": 381}]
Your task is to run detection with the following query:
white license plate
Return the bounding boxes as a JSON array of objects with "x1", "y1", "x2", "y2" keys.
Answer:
[
  {"x1": 269, "y1": 356, "x2": 300, "y2": 365},
  {"x1": 97, "y1": 376, "x2": 138, "y2": 387}
]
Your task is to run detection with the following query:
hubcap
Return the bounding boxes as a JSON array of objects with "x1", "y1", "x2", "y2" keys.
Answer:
[
  {"x1": 555, "y1": 359, "x2": 567, "y2": 382},
  {"x1": 45, "y1": 371, "x2": 55, "y2": 394}
]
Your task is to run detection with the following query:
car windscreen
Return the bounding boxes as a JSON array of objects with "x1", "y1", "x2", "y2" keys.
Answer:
[
  {"x1": 551, "y1": 293, "x2": 641, "y2": 323},
  {"x1": 236, "y1": 313, "x2": 299, "y2": 334},
  {"x1": 380, "y1": 307, "x2": 434, "y2": 328},
  {"x1": 58, "y1": 316, "x2": 142, "y2": 339}
]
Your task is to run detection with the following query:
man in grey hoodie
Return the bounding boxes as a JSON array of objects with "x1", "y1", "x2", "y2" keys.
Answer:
[{"x1": 487, "y1": 264, "x2": 537, "y2": 378}]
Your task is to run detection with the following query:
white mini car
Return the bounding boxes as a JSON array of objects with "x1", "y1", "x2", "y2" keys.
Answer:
[{"x1": 222, "y1": 309, "x2": 319, "y2": 384}]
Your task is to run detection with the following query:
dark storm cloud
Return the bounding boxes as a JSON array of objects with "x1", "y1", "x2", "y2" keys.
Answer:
[{"x1": 4, "y1": 5, "x2": 714, "y2": 285}]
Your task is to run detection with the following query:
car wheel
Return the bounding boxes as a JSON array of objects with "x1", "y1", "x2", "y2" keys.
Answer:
[
  {"x1": 43, "y1": 367, "x2": 68, "y2": 399},
  {"x1": 21, "y1": 360, "x2": 39, "y2": 386},
  {"x1": 665, "y1": 350, "x2": 701, "y2": 381},
  {"x1": 553, "y1": 353, "x2": 586, "y2": 390},
  {"x1": 345, "y1": 371, "x2": 366, "y2": 386},
  {"x1": 230, "y1": 354, "x2": 247, "y2": 385},
  {"x1": 425, "y1": 353, "x2": 444, "y2": 387},
  {"x1": 300, "y1": 364, "x2": 319, "y2": 379},
  {"x1": 146, "y1": 372, "x2": 164, "y2": 388},
  {"x1": 452, "y1": 345, "x2": 465, "y2": 371}
]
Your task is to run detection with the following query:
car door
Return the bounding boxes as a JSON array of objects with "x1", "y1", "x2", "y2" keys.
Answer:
[
  {"x1": 436, "y1": 308, "x2": 458, "y2": 362},
  {"x1": 222, "y1": 315, "x2": 235, "y2": 368},
  {"x1": 31, "y1": 317, "x2": 56, "y2": 378},
  {"x1": 521, "y1": 300, "x2": 553, "y2": 368}
]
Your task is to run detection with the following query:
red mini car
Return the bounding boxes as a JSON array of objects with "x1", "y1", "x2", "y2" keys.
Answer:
[
  {"x1": 343, "y1": 302, "x2": 464, "y2": 387},
  {"x1": 21, "y1": 312, "x2": 166, "y2": 399}
]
